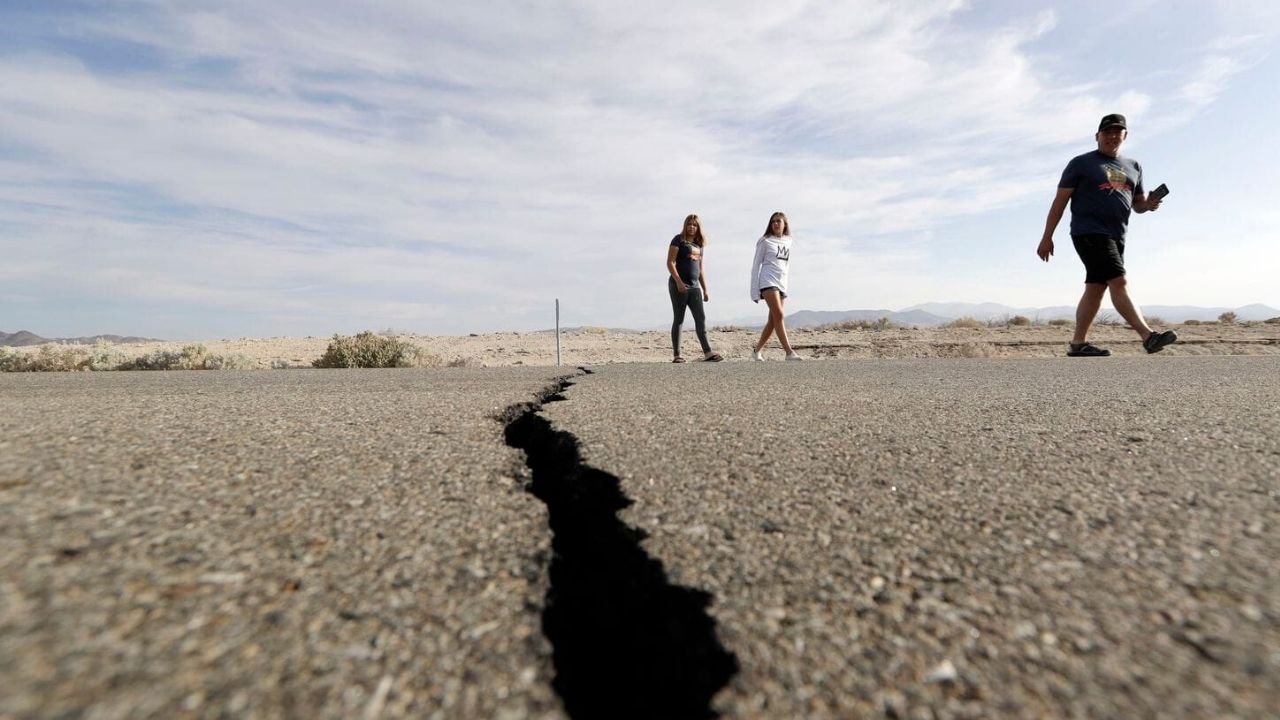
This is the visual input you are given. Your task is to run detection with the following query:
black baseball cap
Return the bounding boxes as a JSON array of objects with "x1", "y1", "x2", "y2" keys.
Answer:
[{"x1": 1098, "y1": 113, "x2": 1127, "y2": 131}]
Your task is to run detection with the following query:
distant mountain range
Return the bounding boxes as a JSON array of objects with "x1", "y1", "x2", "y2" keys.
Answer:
[
  {"x1": 0, "y1": 330, "x2": 161, "y2": 347},
  {"x1": 737, "y1": 302, "x2": 1280, "y2": 328}
]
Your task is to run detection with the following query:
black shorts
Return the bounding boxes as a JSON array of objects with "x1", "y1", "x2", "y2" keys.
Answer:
[
  {"x1": 760, "y1": 286, "x2": 787, "y2": 299},
  {"x1": 1071, "y1": 234, "x2": 1125, "y2": 284}
]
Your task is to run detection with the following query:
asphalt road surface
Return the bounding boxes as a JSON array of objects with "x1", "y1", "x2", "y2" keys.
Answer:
[
  {"x1": 3, "y1": 357, "x2": 1277, "y2": 719},
  {"x1": 541, "y1": 357, "x2": 1279, "y2": 719},
  {"x1": 1, "y1": 368, "x2": 568, "y2": 720}
]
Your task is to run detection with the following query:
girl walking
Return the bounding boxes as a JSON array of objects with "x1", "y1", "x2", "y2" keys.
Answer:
[
  {"x1": 665, "y1": 214, "x2": 722, "y2": 363},
  {"x1": 750, "y1": 211, "x2": 802, "y2": 361}
]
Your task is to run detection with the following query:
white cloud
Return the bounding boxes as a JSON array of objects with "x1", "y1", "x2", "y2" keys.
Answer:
[{"x1": 1, "y1": 1, "x2": 1276, "y2": 337}]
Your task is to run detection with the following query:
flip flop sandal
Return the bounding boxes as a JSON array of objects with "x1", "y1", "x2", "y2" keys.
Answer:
[
  {"x1": 1067, "y1": 342, "x2": 1111, "y2": 357},
  {"x1": 703, "y1": 353, "x2": 723, "y2": 362},
  {"x1": 672, "y1": 356, "x2": 686, "y2": 363}
]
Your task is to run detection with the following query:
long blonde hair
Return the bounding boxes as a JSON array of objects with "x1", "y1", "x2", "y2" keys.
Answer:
[
  {"x1": 681, "y1": 214, "x2": 706, "y2": 247},
  {"x1": 763, "y1": 211, "x2": 789, "y2": 237}
]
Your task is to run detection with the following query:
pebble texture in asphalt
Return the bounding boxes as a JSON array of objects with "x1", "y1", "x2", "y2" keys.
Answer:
[
  {"x1": 542, "y1": 357, "x2": 1280, "y2": 719},
  {"x1": 0, "y1": 368, "x2": 572, "y2": 720}
]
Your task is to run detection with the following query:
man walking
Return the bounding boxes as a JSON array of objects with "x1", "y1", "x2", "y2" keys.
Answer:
[{"x1": 1037, "y1": 113, "x2": 1178, "y2": 356}]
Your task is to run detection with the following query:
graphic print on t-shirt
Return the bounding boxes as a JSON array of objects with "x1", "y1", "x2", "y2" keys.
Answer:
[
  {"x1": 1101, "y1": 165, "x2": 1131, "y2": 195},
  {"x1": 672, "y1": 235, "x2": 703, "y2": 286},
  {"x1": 775, "y1": 244, "x2": 790, "y2": 261}
]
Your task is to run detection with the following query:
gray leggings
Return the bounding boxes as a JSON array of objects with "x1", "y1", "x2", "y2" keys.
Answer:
[{"x1": 669, "y1": 278, "x2": 711, "y2": 356}]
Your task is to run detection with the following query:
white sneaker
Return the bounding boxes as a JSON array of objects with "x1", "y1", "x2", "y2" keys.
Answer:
[
  {"x1": 785, "y1": 352, "x2": 804, "y2": 361},
  {"x1": 751, "y1": 349, "x2": 764, "y2": 362}
]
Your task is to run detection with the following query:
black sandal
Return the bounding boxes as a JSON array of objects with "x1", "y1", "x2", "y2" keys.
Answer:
[
  {"x1": 1143, "y1": 330, "x2": 1178, "y2": 354},
  {"x1": 672, "y1": 356, "x2": 686, "y2": 363},
  {"x1": 1067, "y1": 342, "x2": 1111, "y2": 357}
]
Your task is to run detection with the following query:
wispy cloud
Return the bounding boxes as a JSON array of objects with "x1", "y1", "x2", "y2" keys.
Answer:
[{"x1": 1, "y1": 1, "x2": 1275, "y2": 336}]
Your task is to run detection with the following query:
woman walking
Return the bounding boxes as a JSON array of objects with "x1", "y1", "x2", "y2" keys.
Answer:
[
  {"x1": 750, "y1": 211, "x2": 802, "y2": 361},
  {"x1": 666, "y1": 214, "x2": 722, "y2": 363}
]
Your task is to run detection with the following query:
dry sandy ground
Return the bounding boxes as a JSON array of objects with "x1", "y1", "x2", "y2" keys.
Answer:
[{"x1": 12, "y1": 322, "x2": 1280, "y2": 369}]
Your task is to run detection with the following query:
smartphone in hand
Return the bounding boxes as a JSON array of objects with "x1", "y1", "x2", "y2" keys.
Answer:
[{"x1": 1149, "y1": 183, "x2": 1170, "y2": 200}]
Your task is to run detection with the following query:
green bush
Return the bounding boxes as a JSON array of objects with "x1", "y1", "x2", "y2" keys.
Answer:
[{"x1": 313, "y1": 332, "x2": 438, "y2": 368}]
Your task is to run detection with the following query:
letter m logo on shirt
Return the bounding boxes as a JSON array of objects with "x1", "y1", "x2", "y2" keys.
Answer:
[{"x1": 776, "y1": 245, "x2": 790, "y2": 261}]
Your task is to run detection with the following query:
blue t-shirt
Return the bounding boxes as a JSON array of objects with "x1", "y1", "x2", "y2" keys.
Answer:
[
  {"x1": 669, "y1": 235, "x2": 703, "y2": 286},
  {"x1": 1059, "y1": 150, "x2": 1145, "y2": 238}
]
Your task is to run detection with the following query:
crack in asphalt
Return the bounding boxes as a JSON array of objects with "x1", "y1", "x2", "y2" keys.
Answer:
[{"x1": 501, "y1": 369, "x2": 738, "y2": 719}]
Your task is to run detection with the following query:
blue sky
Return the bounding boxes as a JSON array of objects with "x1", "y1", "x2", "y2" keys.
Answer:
[{"x1": 2, "y1": 1, "x2": 1278, "y2": 338}]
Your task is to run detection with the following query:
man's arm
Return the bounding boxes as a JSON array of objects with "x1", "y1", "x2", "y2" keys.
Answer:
[
  {"x1": 1133, "y1": 193, "x2": 1162, "y2": 213},
  {"x1": 1037, "y1": 187, "x2": 1074, "y2": 261}
]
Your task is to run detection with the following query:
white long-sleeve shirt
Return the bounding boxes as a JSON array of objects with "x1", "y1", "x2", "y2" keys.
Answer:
[{"x1": 750, "y1": 234, "x2": 792, "y2": 302}]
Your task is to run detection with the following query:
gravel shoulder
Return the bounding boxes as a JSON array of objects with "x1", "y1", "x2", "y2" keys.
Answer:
[{"x1": 7, "y1": 322, "x2": 1279, "y2": 369}]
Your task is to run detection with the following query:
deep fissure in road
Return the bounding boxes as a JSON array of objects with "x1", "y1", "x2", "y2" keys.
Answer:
[{"x1": 502, "y1": 373, "x2": 738, "y2": 719}]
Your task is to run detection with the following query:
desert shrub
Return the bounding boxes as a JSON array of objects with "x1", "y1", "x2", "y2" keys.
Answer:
[
  {"x1": 119, "y1": 344, "x2": 206, "y2": 370},
  {"x1": 1144, "y1": 315, "x2": 1166, "y2": 326},
  {"x1": 203, "y1": 353, "x2": 258, "y2": 370},
  {"x1": 120, "y1": 349, "x2": 181, "y2": 370},
  {"x1": 1218, "y1": 311, "x2": 1238, "y2": 325},
  {"x1": 1048, "y1": 318, "x2": 1073, "y2": 327},
  {"x1": 1, "y1": 343, "x2": 255, "y2": 372},
  {"x1": 1096, "y1": 312, "x2": 1124, "y2": 326},
  {"x1": 580, "y1": 326, "x2": 608, "y2": 335},
  {"x1": 1266, "y1": 317, "x2": 1280, "y2": 325},
  {"x1": 943, "y1": 316, "x2": 983, "y2": 329},
  {"x1": 1183, "y1": 319, "x2": 1202, "y2": 325},
  {"x1": 115, "y1": 344, "x2": 257, "y2": 371},
  {"x1": 989, "y1": 315, "x2": 1031, "y2": 327},
  {"x1": 713, "y1": 325, "x2": 748, "y2": 332},
  {"x1": 0, "y1": 345, "x2": 91, "y2": 372},
  {"x1": 88, "y1": 342, "x2": 131, "y2": 371},
  {"x1": 818, "y1": 317, "x2": 896, "y2": 331},
  {"x1": 312, "y1": 332, "x2": 437, "y2": 368}
]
